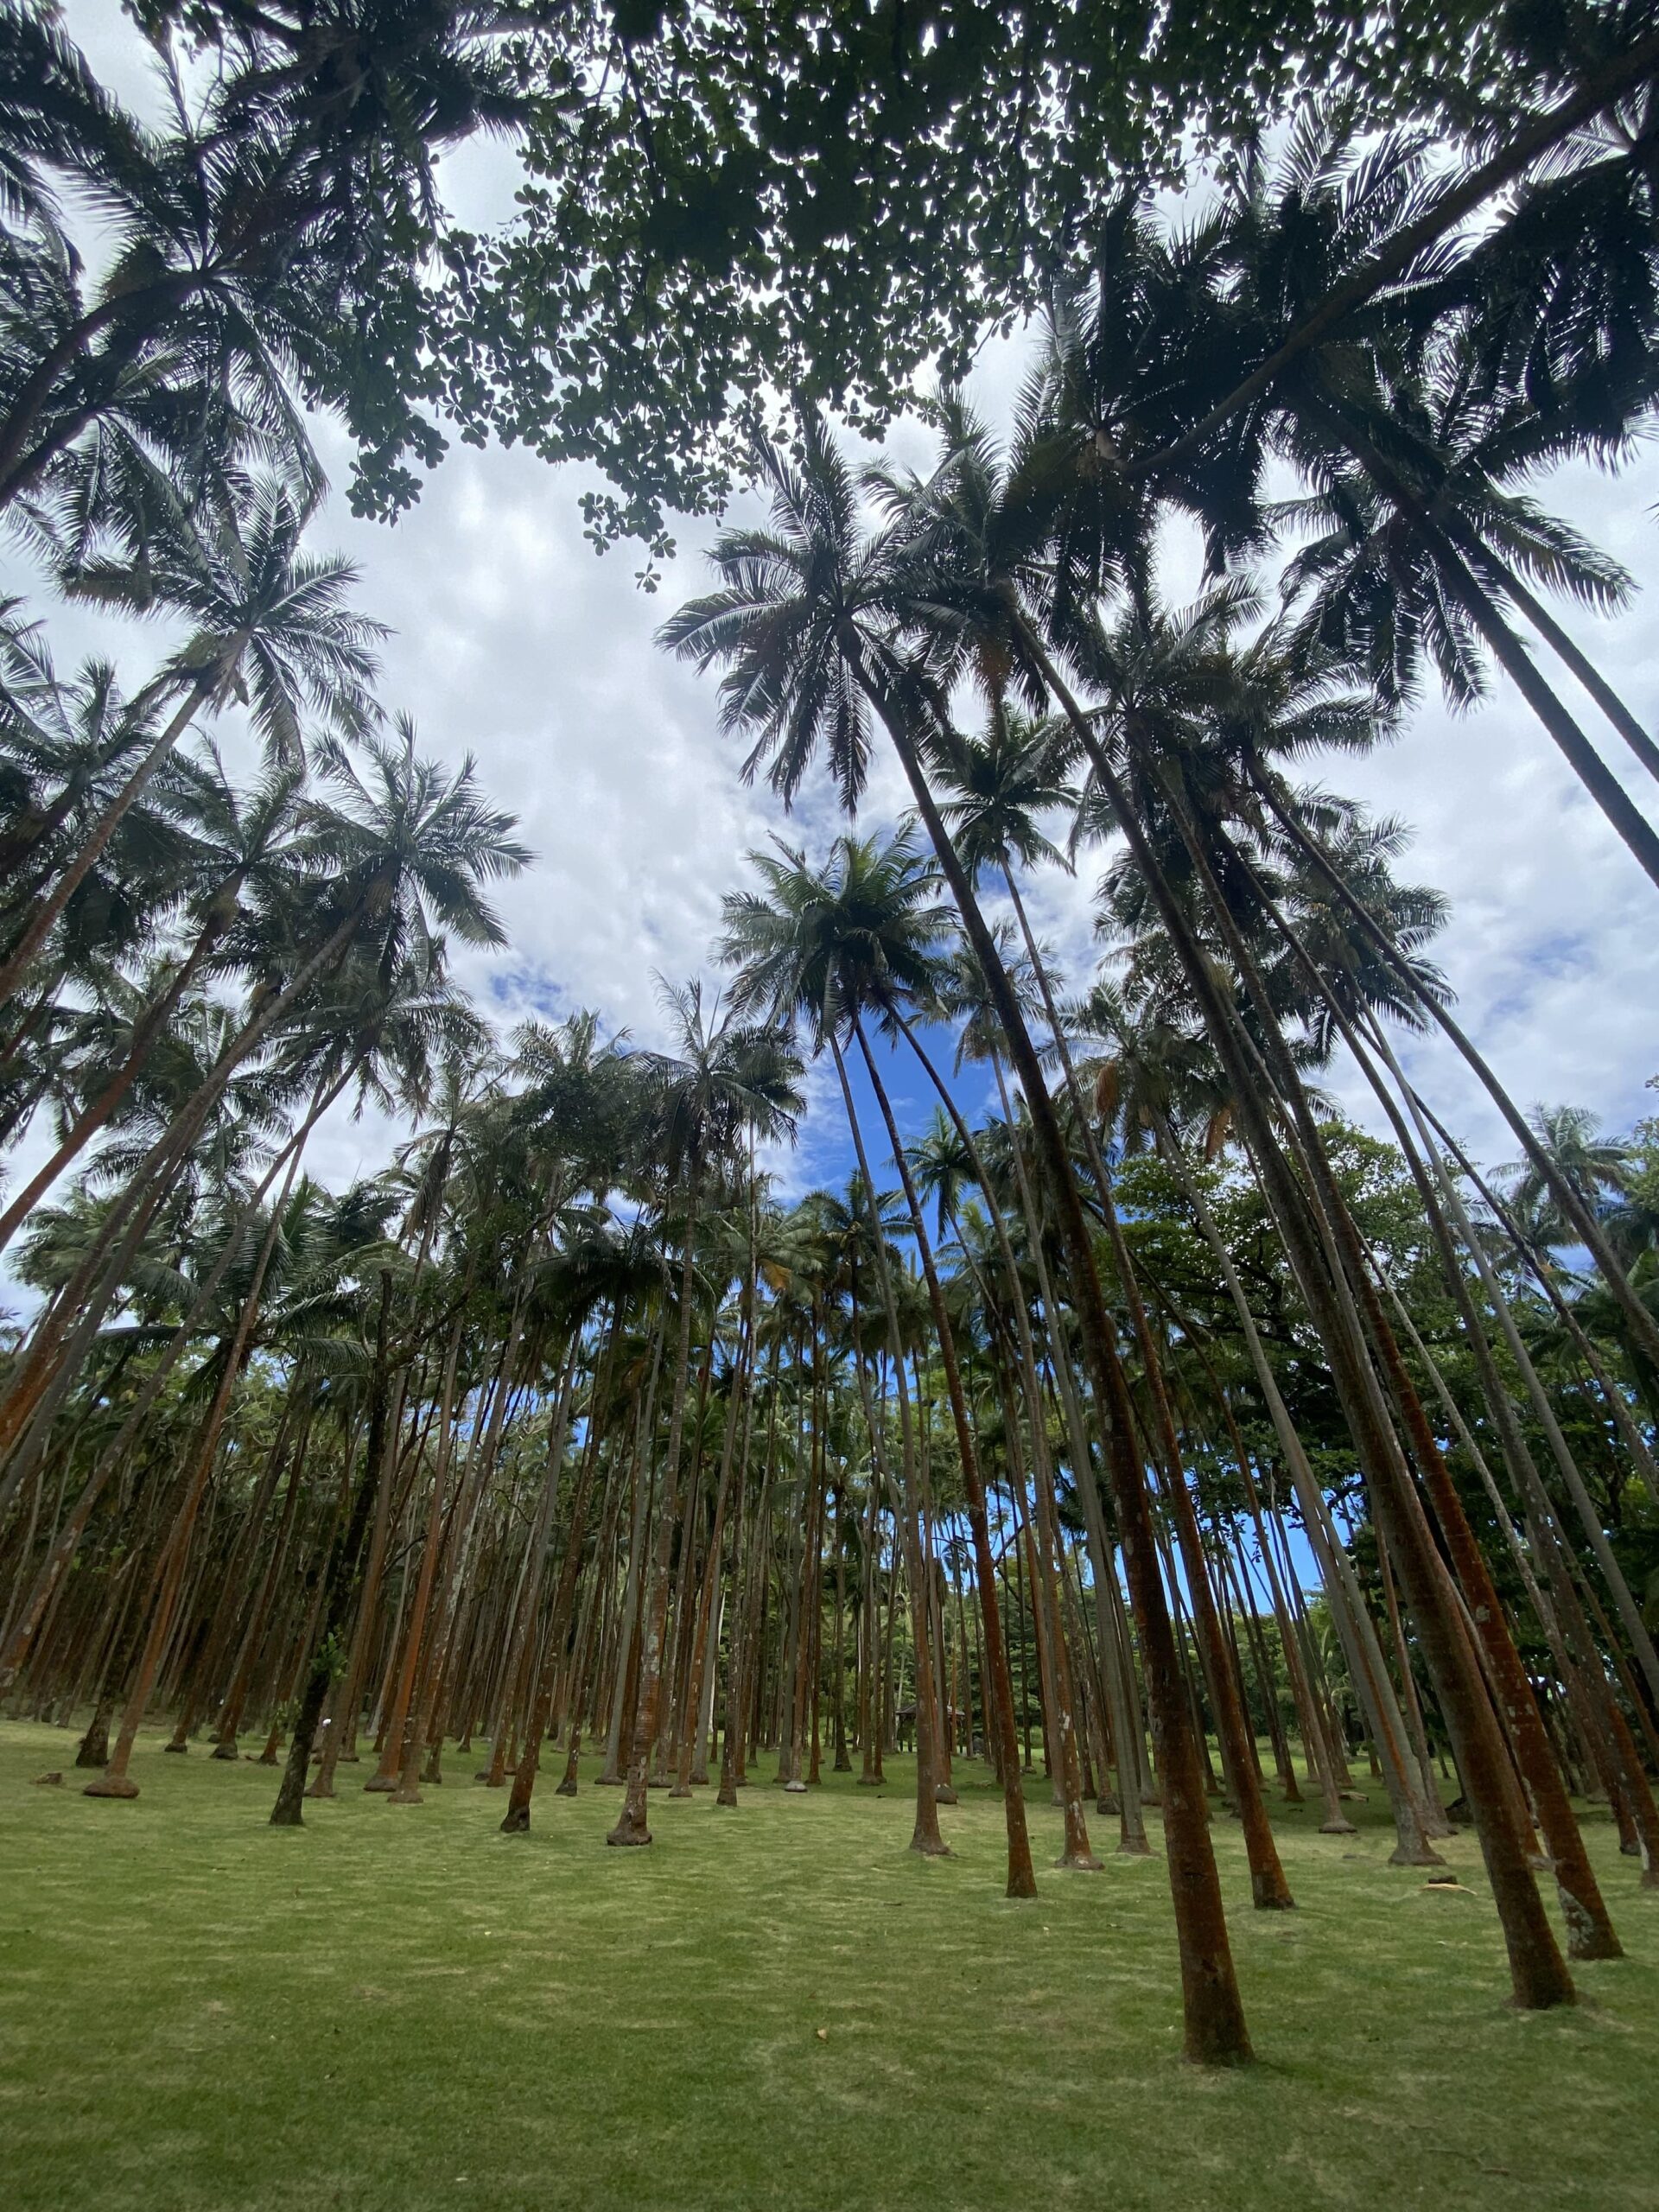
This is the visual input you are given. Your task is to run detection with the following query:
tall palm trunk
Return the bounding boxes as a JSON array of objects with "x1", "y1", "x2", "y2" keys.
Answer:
[
  {"x1": 1472, "y1": 544, "x2": 1659, "y2": 784},
  {"x1": 1047, "y1": 664, "x2": 1569, "y2": 2008},
  {"x1": 0, "y1": 673, "x2": 217, "y2": 1009},
  {"x1": 1251, "y1": 770, "x2": 1659, "y2": 1375},
  {"x1": 855, "y1": 669, "x2": 1249, "y2": 2060},
  {"x1": 365, "y1": 1314, "x2": 464, "y2": 1793},
  {"x1": 1414, "y1": 1098, "x2": 1659, "y2": 1496},
  {"x1": 1147, "y1": 1109, "x2": 1439, "y2": 1857},
  {"x1": 209, "y1": 1427, "x2": 308, "y2": 1758},
  {"x1": 0, "y1": 1070, "x2": 352, "y2": 1691},
  {"x1": 608, "y1": 1169, "x2": 703, "y2": 1847},
  {"x1": 84, "y1": 1138, "x2": 305, "y2": 1799},
  {"x1": 893, "y1": 1007, "x2": 1152, "y2": 1853},
  {"x1": 483, "y1": 1340, "x2": 582, "y2": 1788},
  {"x1": 1193, "y1": 1350, "x2": 1352, "y2": 1832},
  {"x1": 400, "y1": 1301, "x2": 530, "y2": 1796},
  {"x1": 1239, "y1": 820, "x2": 1659, "y2": 1732},
  {"x1": 269, "y1": 1274, "x2": 399, "y2": 1826},
  {"x1": 851, "y1": 1011, "x2": 1036, "y2": 1894},
  {"x1": 309, "y1": 1367, "x2": 408, "y2": 1799},
  {"x1": 672, "y1": 1374, "x2": 741, "y2": 1796},
  {"x1": 499, "y1": 1343, "x2": 610, "y2": 1832},
  {"x1": 1003, "y1": 865, "x2": 1293, "y2": 1909},
  {"x1": 982, "y1": 1064, "x2": 1103, "y2": 1865},
  {"x1": 829, "y1": 1029, "x2": 950, "y2": 1857},
  {"x1": 158, "y1": 1391, "x2": 302, "y2": 1755},
  {"x1": 0, "y1": 887, "x2": 236, "y2": 1259}
]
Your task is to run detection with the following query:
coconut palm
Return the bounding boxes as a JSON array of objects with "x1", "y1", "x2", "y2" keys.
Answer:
[
  {"x1": 605, "y1": 978, "x2": 801, "y2": 1849},
  {"x1": 1214, "y1": 115, "x2": 1659, "y2": 888},
  {"x1": 720, "y1": 827, "x2": 1038, "y2": 1885},
  {"x1": 666, "y1": 423, "x2": 1253, "y2": 2060},
  {"x1": 935, "y1": 707, "x2": 1298, "y2": 1910},
  {"x1": 0, "y1": 746, "x2": 312, "y2": 1255},
  {"x1": 886, "y1": 363, "x2": 1574, "y2": 2009},
  {"x1": 0, "y1": 478, "x2": 384, "y2": 1011},
  {"x1": 1501, "y1": 1104, "x2": 1634, "y2": 1230},
  {"x1": 3, "y1": 727, "x2": 529, "y2": 1672}
]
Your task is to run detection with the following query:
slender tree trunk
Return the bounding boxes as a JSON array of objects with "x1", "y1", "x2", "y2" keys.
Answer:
[
  {"x1": 852, "y1": 1014, "x2": 1035, "y2": 1895},
  {"x1": 84, "y1": 1142, "x2": 303, "y2": 1798},
  {"x1": 857, "y1": 671, "x2": 1249, "y2": 2058},
  {"x1": 830, "y1": 1028, "x2": 950, "y2": 1858},
  {"x1": 608, "y1": 1166, "x2": 705, "y2": 1848}
]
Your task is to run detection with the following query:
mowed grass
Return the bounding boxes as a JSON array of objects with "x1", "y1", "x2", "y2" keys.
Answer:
[{"x1": 1, "y1": 1719, "x2": 1655, "y2": 2212}]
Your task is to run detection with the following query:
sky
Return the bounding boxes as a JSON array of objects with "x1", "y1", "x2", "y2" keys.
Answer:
[{"x1": 18, "y1": 3, "x2": 1659, "y2": 1226}]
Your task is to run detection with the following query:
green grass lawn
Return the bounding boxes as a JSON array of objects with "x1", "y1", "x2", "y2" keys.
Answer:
[{"x1": 2, "y1": 1719, "x2": 1654, "y2": 2212}]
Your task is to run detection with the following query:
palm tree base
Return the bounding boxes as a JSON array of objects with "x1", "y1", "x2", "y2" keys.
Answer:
[
  {"x1": 1389, "y1": 1842, "x2": 1446, "y2": 1868},
  {"x1": 362, "y1": 1772, "x2": 398, "y2": 1793},
  {"x1": 83, "y1": 1773, "x2": 139, "y2": 1799},
  {"x1": 1250, "y1": 1881, "x2": 1297, "y2": 1910},
  {"x1": 1319, "y1": 1818, "x2": 1359, "y2": 1835},
  {"x1": 606, "y1": 1817, "x2": 652, "y2": 1847},
  {"x1": 1054, "y1": 1850, "x2": 1103, "y2": 1872}
]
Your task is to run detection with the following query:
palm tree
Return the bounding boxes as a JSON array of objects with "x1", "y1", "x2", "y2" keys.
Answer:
[
  {"x1": 0, "y1": 747, "x2": 310, "y2": 1255},
  {"x1": 664, "y1": 416, "x2": 1253, "y2": 2062},
  {"x1": 886, "y1": 377, "x2": 1576, "y2": 2008},
  {"x1": 1501, "y1": 1104, "x2": 1633, "y2": 1230},
  {"x1": 1218, "y1": 116, "x2": 1659, "y2": 889},
  {"x1": 720, "y1": 827, "x2": 1039, "y2": 1886},
  {"x1": 0, "y1": 719, "x2": 525, "y2": 1496},
  {"x1": 605, "y1": 979, "x2": 801, "y2": 1849},
  {"x1": 0, "y1": 477, "x2": 384, "y2": 1008},
  {"x1": 934, "y1": 709, "x2": 1297, "y2": 1909},
  {"x1": 43, "y1": 740, "x2": 526, "y2": 1800}
]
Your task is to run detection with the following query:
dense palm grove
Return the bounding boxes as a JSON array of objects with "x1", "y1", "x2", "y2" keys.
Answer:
[{"x1": 2, "y1": 0, "x2": 1658, "y2": 2077}]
